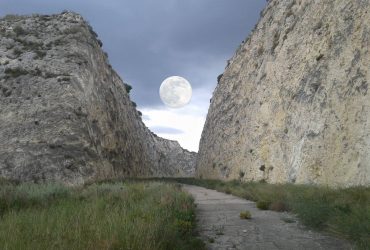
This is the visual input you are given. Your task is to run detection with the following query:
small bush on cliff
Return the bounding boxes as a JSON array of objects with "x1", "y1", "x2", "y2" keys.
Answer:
[
  {"x1": 63, "y1": 25, "x2": 82, "y2": 35},
  {"x1": 87, "y1": 23, "x2": 98, "y2": 38},
  {"x1": 13, "y1": 25, "x2": 26, "y2": 36},
  {"x1": 124, "y1": 82, "x2": 132, "y2": 94},
  {"x1": 13, "y1": 47, "x2": 23, "y2": 57},
  {"x1": 217, "y1": 74, "x2": 223, "y2": 83},
  {"x1": 239, "y1": 170, "x2": 245, "y2": 178},
  {"x1": 3, "y1": 14, "x2": 22, "y2": 21},
  {"x1": 4, "y1": 67, "x2": 28, "y2": 78}
]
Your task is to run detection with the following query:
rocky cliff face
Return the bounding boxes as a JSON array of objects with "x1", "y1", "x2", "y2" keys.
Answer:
[
  {"x1": 0, "y1": 12, "x2": 195, "y2": 185},
  {"x1": 197, "y1": 0, "x2": 370, "y2": 187}
]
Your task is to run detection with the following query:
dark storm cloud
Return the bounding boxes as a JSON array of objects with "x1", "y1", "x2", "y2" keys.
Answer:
[
  {"x1": 0, "y1": 0, "x2": 266, "y2": 107},
  {"x1": 150, "y1": 126, "x2": 183, "y2": 135}
]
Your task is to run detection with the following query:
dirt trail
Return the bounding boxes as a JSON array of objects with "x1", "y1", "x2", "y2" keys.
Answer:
[{"x1": 182, "y1": 185, "x2": 352, "y2": 250}]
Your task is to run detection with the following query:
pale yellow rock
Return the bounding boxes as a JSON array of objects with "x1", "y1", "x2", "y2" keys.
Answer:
[{"x1": 197, "y1": 0, "x2": 370, "y2": 187}]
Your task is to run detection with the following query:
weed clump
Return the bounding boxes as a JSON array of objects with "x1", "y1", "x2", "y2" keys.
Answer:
[
  {"x1": 13, "y1": 47, "x2": 23, "y2": 57},
  {"x1": 240, "y1": 210, "x2": 252, "y2": 219},
  {"x1": 239, "y1": 171, "x2": 245, "y2": 178},
  {"x1": 256, "y1": 200, "x2": 271, "y2": 210},
  {"x1": 0, "y1": 181, "x2": 205, "y2": 250},
  {"x1": 13, "y1": 26, "x2": 26, "y2": 36},
  {"x1": 4, "y1": 67, "x2": 28, "y2": 78},
  {"x1": 269, "y1": 200, "x2": 288, "y2": 212},
  {"x1": 124, "y1": 83, "x2": 132, "y2": 94}
]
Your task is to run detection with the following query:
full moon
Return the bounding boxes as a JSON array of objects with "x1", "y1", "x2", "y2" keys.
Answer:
[{"x1": 159, "y1": 76, "x2": 192, "y2": 108}]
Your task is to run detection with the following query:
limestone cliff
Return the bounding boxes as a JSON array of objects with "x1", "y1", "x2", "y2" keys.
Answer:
[
  {"x1": 0, "y1": 12, "x2": 195, "y2": 184},
  {"x1": 197, "y1": 0, "x2": 370, "y2": 187}
]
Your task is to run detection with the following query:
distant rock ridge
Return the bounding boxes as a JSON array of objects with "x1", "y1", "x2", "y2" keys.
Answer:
[
  {"x1": 0, "y1": 11, "x2": 195, "y2": 184},
  {"x1": 196, "y1": 0, "x2": 370, "y2": 187}
]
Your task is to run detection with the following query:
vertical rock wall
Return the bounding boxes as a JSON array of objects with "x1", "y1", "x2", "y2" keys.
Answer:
[
  {"x1": 0, "y1": 12, "x2": 195, "y2": 184},
  {"x1": 197, "y1": 0, "x2": 370, "y2": 187}
]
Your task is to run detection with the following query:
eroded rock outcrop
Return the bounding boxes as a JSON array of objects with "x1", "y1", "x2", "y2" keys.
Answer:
[
  {"x1": 197, "y1": 0, "x2": 370, "y2": 187},
  {"x1": 0, "y1": 12, "x2": 195, "y2": 184}
]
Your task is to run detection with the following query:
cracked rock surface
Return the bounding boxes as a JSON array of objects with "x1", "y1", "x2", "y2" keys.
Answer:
[
  {"x1": 0, "y1": 12, "x2": 196, "y2": 184},
  {"x1": 197, "y1": 0, "x2": 370, "y2": 187}
]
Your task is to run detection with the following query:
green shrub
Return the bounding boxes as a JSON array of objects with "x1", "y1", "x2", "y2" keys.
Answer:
[
  {"x1": 13, "y1": 38, "x2": 43, "y2": 51},
  {"x1": 63, "y1": 26, "x2": 82, "y2": 35},
  {"x1": 87, "y1": 23, "x2": 98, "y2": 38},
  {"x1": 13, "y1": 26, "x2": 26, "y2": 36},
  {"x1": 240, "y1": 210, "x2": 252, "y2": 219},
  {"x1": 97, "y1": 39, "x2": 103, "y2": 47},
  {"x1": 3, "y1": 14, "x2": 22, "y2": 21},
  {"x1": 4, "y1": 67, "x2": 28, "y2": 78},
  {"x1": 224, "y1": 187, "x2": 232, "y2": 194},
  {"x1": 124, "y1": 83, "x2": 132, "y2": 93},
  {"x1": 239, "y1": 171, "x2": 245, "y2": 178},
  {"x1": 13, "y1": 47, "x2": 23, "y2": 57},
  {"x1": 330, "y1": 205, "x2": 370, "y2": 249},
  {"x1": 256, "y1": 200, "x2": 271, "y2": 210},
  {"x1": 289, "y1": 190, "x2": 333, "y2": 229},
  {"x1": 217, "y1": 74, "x2": 223, "y2": 83},
  {"x1": 269, "y1": 200, "x2": 288, "y2": 212}
]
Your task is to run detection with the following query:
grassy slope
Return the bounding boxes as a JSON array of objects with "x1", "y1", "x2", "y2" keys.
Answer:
[
  {"x1": 173, "y1": 178, "x2": 370, "y2": 250},
  {"x1": 0, "y1": 179, "x2": 205, "y2": 250}
]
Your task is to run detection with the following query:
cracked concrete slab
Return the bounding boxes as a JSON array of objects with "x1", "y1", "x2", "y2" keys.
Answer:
[{"x1": 182, "y1": 185, "x2": 352, "y2": 250}]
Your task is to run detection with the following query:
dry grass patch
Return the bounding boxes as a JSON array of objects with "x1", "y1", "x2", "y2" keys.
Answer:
[
  {"x1": 0, "y1": 180, "x2": 205, "y2": 250},
  {"x1": 240, "y1": 210, "x2": 252, "y2": 219}
]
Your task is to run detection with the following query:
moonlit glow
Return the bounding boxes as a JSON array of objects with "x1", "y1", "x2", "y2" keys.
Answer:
[{"x1": 159, "y1": 76, "x2": 192, "y2": 108}]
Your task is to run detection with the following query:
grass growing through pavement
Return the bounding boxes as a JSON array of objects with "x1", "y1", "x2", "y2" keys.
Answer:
[
  {"x1": 173, "y1": 178, "x2": 370, "y2": 250},
  {"x1": 239, "y1": 210, "x2": 251, "y2": 220},
  {"x1": 0, "y1": 179, "x2": 205, "y2": 250}
]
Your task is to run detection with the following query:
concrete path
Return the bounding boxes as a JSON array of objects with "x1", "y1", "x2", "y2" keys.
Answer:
[{"x1": 182, "y1": 185, "x2": 352, "y2": 250}]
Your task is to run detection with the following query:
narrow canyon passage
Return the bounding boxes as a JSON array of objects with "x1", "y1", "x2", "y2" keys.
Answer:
[{"x1": 182, "y1": 185, "x2": 352, "y2": 250}]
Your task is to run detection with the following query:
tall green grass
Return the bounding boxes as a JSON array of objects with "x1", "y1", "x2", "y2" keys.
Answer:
[
  {"x1": 0, "y1": 179, "x2": 204, "y2": 250},
  {"x1": 174, "y1": 178, "x2": 370, "y2": 249}
]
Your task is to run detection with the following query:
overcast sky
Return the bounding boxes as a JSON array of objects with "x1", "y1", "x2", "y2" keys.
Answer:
[{"x1": 0, "y1": 0, "x2": 266, "y2": 151}]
